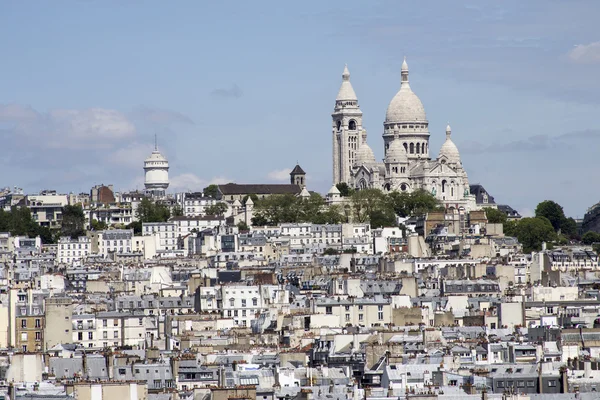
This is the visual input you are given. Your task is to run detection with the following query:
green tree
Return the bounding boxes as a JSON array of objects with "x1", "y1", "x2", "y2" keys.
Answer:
[
  {"x1": 61, "y1": 205, "x2": 86, "y2": 238},
  {"x1": 172, "y1": 205, "x2": 184, "y2": 217},
  {"x1": 323, "y1": 248, "x2": 339, "y2": 255},
  {"x1": 561, "y1": 217, "x2": 578, "y2": 239},
  {"x1": 582, "y1": 231, "x2": 600, "y2": 245},
  {"x1": 90, "y1": 219, "x2": 108, "y2": 231},
  {"x1": 484, "y1": 208, "x2": 507, "y2": 224},
  {"x1": 513, "y1": 217, "x2": 557, "y2": 253},
  {"x1": 203, "y1": 184, "x2": 219, "y2": 198},
  {"x1": 336, "y1": 182, "x2": 353, "y2": 197},
  {"x1": 350, "y1": 188, "x2": 397, "y2": 227},
  {"x1": 242, "y1": 194, "x2": 259, "y2": 204},
  {"x1": 237, "y1": 221, "x2": 249, "y2": 231},
  {"x1": 535, "y1": 200, "x2": 566, "y2": 232},
  {"x1": 388, "y1": 189, "x2": 441, "y2": 217},
  {"x1": 205, "y1": 202, "x2": 228, "y2": 217},
  {"x1": 135, "y1": 198, "x2": 171, "y2": 222},
  {"x1": 127, "y1": 221, "x2": 142, "y2": 235}
]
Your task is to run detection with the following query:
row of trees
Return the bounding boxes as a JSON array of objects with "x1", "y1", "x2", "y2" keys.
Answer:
[
  {"x1": 251, "y1": 188, "x2": 441, "y2": 228},
  {"x1": 485, "y1": 200, "x2": 578, "y2": 253}
]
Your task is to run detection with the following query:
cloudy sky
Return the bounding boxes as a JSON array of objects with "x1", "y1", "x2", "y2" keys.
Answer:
[{"x1": 1, "y1": 1, "x2": 599, "y2": 217}]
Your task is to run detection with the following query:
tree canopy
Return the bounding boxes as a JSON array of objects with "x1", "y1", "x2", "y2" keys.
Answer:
[
  {"x1": 205, "y1": 202, "x2": 228, "y2": 217},
  {"x1": 202, "y1": 184, "x2": 219, "y2": 199},
  {"x1": 61, "y1": 205, "x2": 86, "y2": 238},
  {"x1": 135, "y1": 198, "x2": 171, "y2": 223},
  {"x1": 335, "y1": 183, "x2": 353, "y2": 197},
  {"x1": 0, "y1": 206, "x2": 54, "y2": 243},
  {"x1": 251, "y1": 188, "x2": 440, "y2": 228},
  {"x1": 511, "y1": 217, "x2": 557, "y2": 253},
  {"x1": 484, "y1": 208, "x2": 507, "y2": 224}
]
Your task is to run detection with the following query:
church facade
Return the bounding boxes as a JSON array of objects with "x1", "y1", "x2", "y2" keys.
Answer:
[{"x1": 332, "y1": 59, "x2": 476, "y2": 211}]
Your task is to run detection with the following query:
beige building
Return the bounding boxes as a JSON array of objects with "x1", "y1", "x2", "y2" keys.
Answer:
[
  {"x1": 44, "y1": 297, "x2": 73, "y2": 350},
  {"x1": 68, "y1": 381, "x2": 147, "y2": 400},
  {"x1": 314, "y1": 297, "x2": 392, "y2": 327}
]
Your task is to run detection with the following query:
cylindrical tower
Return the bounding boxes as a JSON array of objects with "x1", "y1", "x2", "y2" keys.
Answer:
[{"x1": 144, "y1": 144, "x2": 169, "y2": 198}]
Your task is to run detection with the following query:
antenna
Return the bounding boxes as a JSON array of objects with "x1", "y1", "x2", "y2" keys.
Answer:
[{"x1": 154, "y1": 134, "x2": 158, "y2": 151}]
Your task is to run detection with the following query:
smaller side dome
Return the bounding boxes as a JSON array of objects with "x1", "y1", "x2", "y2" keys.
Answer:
[
  {"x1": 439, "y1": 124, "x2": 461, "y2": 164},
  {"x1": 327, "y1": 185, "x2": 341, "y2": 196},
  {"x1": 386, "y1": 140, "x2": 408, "y2": 163},
  {"x1": 356, "y1": 142, "x2": 377, "y2": 165}
]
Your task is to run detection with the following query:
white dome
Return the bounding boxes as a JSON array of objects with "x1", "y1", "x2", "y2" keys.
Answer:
[
  {"x1": 439, "y1": 124, "x2": 461, "y2": 164},
  {"x1": 385, "y1": 59, "x2": 427, "y2": 123},
  {"x1": 145, "y1": 150, "x2": 167, "y2": 163},
  {"x1": 356, "y1": 142, "x2": 377, "y2": 165},
  {"x1": 386, "y1": 140, "x2": 408, "y2": 163}
]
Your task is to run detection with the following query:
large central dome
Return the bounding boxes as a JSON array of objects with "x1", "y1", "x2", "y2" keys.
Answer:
[{"x1": 385, "y1": 59, "x2": 427, "y2": 124}]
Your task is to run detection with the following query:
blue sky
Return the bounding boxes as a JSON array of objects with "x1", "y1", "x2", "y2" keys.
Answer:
[{"x1": 1, "y1": 1, "x2": 600, "y2": 217}]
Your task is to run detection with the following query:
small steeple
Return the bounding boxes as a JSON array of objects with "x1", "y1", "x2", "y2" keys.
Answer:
[
  {"x1": 446, "y1": 123, "x2": 452, "y2": 138},
  {"x1": 401, "y1": 56, "x2": 409, "y2": 86},
  {"x1": 336, "y1": 64, "x2": 358, "y2": 102},
  {"x1": 342, "y1": 64, "x2": 350, "y2": 81}
]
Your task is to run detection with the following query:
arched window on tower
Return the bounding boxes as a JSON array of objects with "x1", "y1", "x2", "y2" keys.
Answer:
[
  {"x1": 403, "y1": 143, "x2": 408, "y2": 152},
  {"x1": 442, "y1": 180, "x2": 447, "y2": 193},
  {"x1": 336, "y1": 121, "x2": 341, "y2": 130},
  {"x1": 349, "y1": 120, "x2": 357, "y2": 130},
  {"x1": 409, "y1": 143, "x2": 414, "y2": 154},
  {"x1": 416, "y1": 143, "x2": 421, "y2": 154}
]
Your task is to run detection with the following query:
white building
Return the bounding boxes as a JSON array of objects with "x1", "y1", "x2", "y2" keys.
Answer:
[
  {"x1": 144, "y1": 143, "x2": 169, "y2": 198},
  {"x1": 221, "y1": 284, "x2": 265, "y2": 328},
  {"x1": 142, "y1": 222, "x2": 178, "y2": 252},
  {"x1": 57, "y1": 236, "x2": 91, "y2": 266},
  {"x1": 178, "y1": 192, "x2": 217, "y2": 217},
  {"x1": 27, "y1": 191, "x2": 68, "y2": 228},
  {"x1": 98, "y1": 229, "x2": 133, "y2": 257},
  {"x1": 332, "y1": 61, "x2": 476, "y2": 211}
]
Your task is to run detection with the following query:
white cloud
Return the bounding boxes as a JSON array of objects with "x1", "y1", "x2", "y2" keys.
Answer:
[
  {"x1": 518, "y1": 208, "x2": 535, "y2": 218},
  {"x1": 568, "y1": 42, "x2": 600, "y2": 64},
  {"x1": 169, "y1": 174, "x2": 233, "y2": 192},
  {"x1": 267, "y1": 168, "x2": 292, "y2": 182},
  {"x1": 170, "y1": 173, "x2": 206, "y2": 192},
  {"x1": 130, "y1": 106, "x2": 194, "y2": 125},
  {"x1": 0, "y1": 104, "x2": 136, "y2": 150},
  {"x1": 109, "y1": 142, "x2": 155, "y2": 168}
]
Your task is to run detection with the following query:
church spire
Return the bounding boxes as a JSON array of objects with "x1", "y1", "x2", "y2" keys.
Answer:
[
  {"x1": 401, "y1": 56, "x2": 409, "y2": 87},
  {"x1": 336, "y1": 64, "x2": 358, "y2": 102},
  {"x1": 446, "y1": 123, "x2": 451, "y2": 138}
]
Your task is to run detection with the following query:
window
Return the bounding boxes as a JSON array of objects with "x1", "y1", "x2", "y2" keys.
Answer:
[
  {"x1": 517, "y1": 381, "x2": 525, "y2": 388},
  {"x1": 103, "y1": 331, "x2": 108, "y2": 339},
  {"x1": 114, "y1": 331, "x2": 118, "y2": 338},
  {"x1": 348, "y1": 120, "x2": 357, "y2": 130},
  {"x1": 78, "y1": 332, "x2": 83, "y2": 340},
  {"x1": 527, "y1": 381, "x2": 535, "y2": 387},
  {"x1": 35, "y1": 319, "x2": 41, "y2": 328},
  {"x1": 119, "y1": 368, "x2": 126, "y2": 375},
  {"x1": 103, "y1": 319, "x2": 107, "y2": 327},
  {"x1": 88, "y1": 332, "x2": 93, "y2": 340},
  {"x1": 497, "y1": 382, "x2": 504, "y2": 388},
  {"x1": 359, "y1": 314, "x2": 363, "y2": 321},
  {"x1": 252, "y1": 298, "x2": 258, "y2": 306},
  {"x1": 345, "y1": 305, "x2": 350, "y2": 311},
  {"x1": 229, "y1": 298, "x2": 235, "y2": 307},
  {"x1": 378, "y1": 312, "x2": 384, "y2": 320},
  {"x1": 113, "y1": 319, "x2": 118, "y2": 326},
  {"x1": 241, "y1": 299, "x2": 246, "y2": 307},
  {"x1": 345, "y1": 314, "x2": 350, "y2": 321},
  {"x1": 548, "y1": 381, "x2": 557, "y2": 387},
  {"x1": 358, "y1": 305, "x2": 363, "y2": 311},
  {"x1": 326, "y1": 306, "x2": 332, "y2": 315},
  {"x1": 21, "y1": 320, "x2": 27, "y2": 328}
]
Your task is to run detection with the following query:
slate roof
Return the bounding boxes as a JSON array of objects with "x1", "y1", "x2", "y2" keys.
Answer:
[
  {"x1": 290, "y1": 165, "x2": 305, "y2": 175},
  {"x1": 218, "y1": 183, "x2": 301, "y2": 196}
]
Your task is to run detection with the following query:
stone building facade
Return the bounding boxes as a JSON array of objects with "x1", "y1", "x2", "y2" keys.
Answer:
[{"x1": 332, "y1": 59, "x2": 477, "y2": 211}]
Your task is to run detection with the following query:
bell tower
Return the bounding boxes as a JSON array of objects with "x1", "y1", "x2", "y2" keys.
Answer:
[{"x1": 332, "y1": 65, "x2": 363, "y2": 185}]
